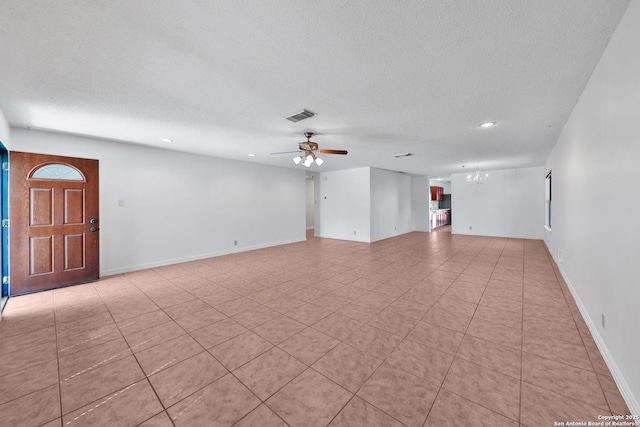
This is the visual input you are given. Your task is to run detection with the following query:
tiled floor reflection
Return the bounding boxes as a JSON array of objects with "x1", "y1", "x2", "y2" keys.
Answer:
[{"x1": 0, "y1": 227, "x2": 631, "y2": 426}]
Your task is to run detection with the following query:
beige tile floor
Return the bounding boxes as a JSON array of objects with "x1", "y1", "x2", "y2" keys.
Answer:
[{"x1": 0, "y1": 227, "x2": 631, "y2": 426}]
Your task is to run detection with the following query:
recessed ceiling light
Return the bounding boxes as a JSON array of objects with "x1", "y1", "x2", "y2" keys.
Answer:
[
  {"x1": 160, "y1": 138, "x2": 173, "y2": 142},
  {"x1": 247, "y1": 153, "x2": 256, "y2": 157},
  {"x1": 480, "y1": 122, "x2": 496, "y2": 128}
]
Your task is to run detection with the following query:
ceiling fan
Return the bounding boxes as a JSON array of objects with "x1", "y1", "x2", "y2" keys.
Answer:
[{"x1": 271, "y1": 132, "x2": 348, "y2": 167}]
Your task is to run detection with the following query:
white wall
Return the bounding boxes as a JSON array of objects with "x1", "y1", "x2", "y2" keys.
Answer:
[
  {"x1": 317, "y1": 167, "x2": 371, "y2": 242},
  {"x1": 451, "y1": 166, "x2": 544, "y2": 239},
  {"x1": 9, "y1": 128, "x2": 306, "y2": 275},
  {"x1": 544, "y1": 0, "x2": 640, "y2": 413},
  {"x1": 411, "y1": 176, "x2": 430, "y2": 232},
  {"x1": 370, "y1": 168, "x2": 412, "y2": 242},
  {"x1": 318, "y1": 167, "x2": 423, "y2": 243},
  {"x1": 0, "y1": 107, "x2": 9, "y2": 146}
]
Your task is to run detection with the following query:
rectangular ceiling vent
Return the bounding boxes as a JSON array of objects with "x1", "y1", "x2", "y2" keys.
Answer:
[{"x1": 285, "y1": 109, "x2": 317, "y2": 122}]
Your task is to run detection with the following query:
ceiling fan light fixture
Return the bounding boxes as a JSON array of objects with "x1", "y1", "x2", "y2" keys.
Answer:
[
  {"x1": 277, "y1": 132, "x2": 347, "y2": 167},
  {"x1": 303, "y1": 155, "x2": 314, "y2": 167}
]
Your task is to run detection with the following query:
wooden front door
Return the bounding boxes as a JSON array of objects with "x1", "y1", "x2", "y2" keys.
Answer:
[{"x1": 9, "y1": 152, "x2": 99, "y2": 295}]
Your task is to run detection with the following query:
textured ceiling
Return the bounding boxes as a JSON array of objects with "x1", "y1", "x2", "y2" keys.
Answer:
[{"x1": 0, "y1": 0, "x2": 630, "y2": 177}]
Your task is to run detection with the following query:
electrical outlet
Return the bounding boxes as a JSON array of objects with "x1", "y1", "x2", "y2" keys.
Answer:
[
  {"x1": 469, "y1": 226, "x2": 472, "y2": 230},
  {"x1": 233, "y1": 240, "x2": 238, "y2": 246},
  {"x1": 558, "y1": 249, "x2": 564, "y2": 263},
  {"x1": 353, "y1": 230, "x2": 357, "y2": 235},
  {"x1": 602, "y1": 313, "x2": 606, "y2": 329}
]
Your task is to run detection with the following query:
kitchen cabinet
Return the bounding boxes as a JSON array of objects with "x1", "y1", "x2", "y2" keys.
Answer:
[
  {"x1": 430, "y1": 186, "x2": 444, "y2": 201},
  {"x1": 431, "y1": 209, "x2": 451, "y2": 228}
]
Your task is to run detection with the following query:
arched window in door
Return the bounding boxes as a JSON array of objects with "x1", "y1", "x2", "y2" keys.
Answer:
[{"x1": 30, "y1": 163, "x2": 85, "y2": 181}]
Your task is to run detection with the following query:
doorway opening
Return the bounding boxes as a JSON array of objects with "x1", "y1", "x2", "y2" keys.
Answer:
[
  {"x1": 305, "y1": 172, "x2": 320, "y2": 239},
  {"x1": 0, "y1": 142, "x2": 8, "y2": 312},
  {"x1": 430, "y1": 178, "x2": 452, "y2": 231}
]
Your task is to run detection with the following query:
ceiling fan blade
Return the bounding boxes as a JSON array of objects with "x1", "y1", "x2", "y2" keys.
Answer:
[
  {"x1": 318, "y1": 149, "x2": 348, "y2": 155},
  {"x1": 270, "y1": 150, "x2": 301, "y2": 155}
]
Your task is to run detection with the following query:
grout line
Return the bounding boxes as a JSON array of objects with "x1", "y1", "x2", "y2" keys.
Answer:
[
  {"x1": 91, "y1": 278, "x2": 179, "y2": 427},
  {"x1": 519, "y1": 241, "x2": 526, "y2": 424},
  {"x1": 426, "y1": 238, "x2": 528, "y2": 423},
  {"x1": 53, "y1": 290, "x2": 65, "y2": 427}
]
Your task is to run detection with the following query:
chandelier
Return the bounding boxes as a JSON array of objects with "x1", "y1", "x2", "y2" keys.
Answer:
[{"x1": 464, "y1": 165, "x2": 489, "y2": 184}]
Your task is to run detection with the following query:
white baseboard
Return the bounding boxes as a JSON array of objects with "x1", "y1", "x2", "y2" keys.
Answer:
[
  {"x1": 552, "y1": 255, "x2": 639, "y2": 417},
  {"x1": 100, "y1": 237, "x2": 306, "y2": 277}
]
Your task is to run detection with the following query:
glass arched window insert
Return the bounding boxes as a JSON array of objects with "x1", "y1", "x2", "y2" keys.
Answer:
[{"x1": 30, "y1": 164, "x2": 85, "y2": 181}]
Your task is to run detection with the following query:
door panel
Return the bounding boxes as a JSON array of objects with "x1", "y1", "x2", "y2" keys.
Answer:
[
  {"x1": 30, "y1": 188, "x2": 54, "y2": 225},
  {"x1": 10, "y1": 152, "x2": 99, "y2": 295},
  {"x1": 30, "y1": 236, "x2": 54, "y2": 275},
  {"x1": 64, "y1": 234, "x2": 85, "y2": 270},
  {"x1": 64, "y1": 189, "x2": 85, "y2": 224}
]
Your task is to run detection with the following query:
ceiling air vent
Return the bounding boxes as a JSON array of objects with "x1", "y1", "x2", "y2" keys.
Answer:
[{"x1": 285, "y1": 109, "x2": 317, "y2": 122}]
